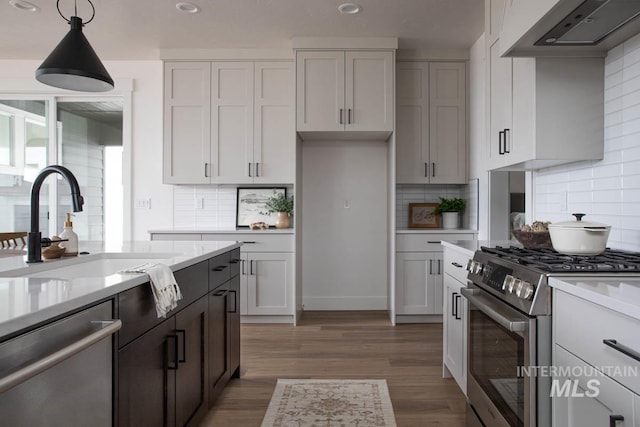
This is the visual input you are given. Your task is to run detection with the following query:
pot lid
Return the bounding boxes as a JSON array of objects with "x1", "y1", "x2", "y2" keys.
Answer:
[{"x1": 548, "y1": 213, "x2": 611, "y2": 230}]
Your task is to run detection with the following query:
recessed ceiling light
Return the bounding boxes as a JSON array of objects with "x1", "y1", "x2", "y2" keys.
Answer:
[
  {"x1": 338, "y1": 3, "x2": 361, "y2": 15},
  {"x1": 9, "y1": 0, "x2": 38, "y2": 12},
  {"x1": 176, "y1": 2, "x2": 199, "y2": 14}
]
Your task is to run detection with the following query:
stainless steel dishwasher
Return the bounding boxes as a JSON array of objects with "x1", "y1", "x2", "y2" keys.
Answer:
[{"x1": 0, "y1": 300, "x2": 121, "y2": 426}]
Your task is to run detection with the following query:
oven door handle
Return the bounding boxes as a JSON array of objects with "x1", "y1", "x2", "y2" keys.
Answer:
[{"x1": 460, "y1": 288, "x2": 529, "y2": 332}]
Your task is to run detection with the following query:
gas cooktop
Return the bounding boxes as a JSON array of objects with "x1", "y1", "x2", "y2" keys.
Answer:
[{"x1": 480, "y1": 246, "x2": 640, "y2": 273}]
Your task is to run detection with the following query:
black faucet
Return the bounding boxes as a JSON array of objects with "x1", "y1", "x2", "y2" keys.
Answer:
[{"x1": 27, "y1": 165, "x2": 84, "y2": 263}]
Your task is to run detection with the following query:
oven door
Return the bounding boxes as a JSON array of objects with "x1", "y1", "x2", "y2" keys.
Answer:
[{"x1": 461, "y1": 287, "x2": 537, "y2": 427}]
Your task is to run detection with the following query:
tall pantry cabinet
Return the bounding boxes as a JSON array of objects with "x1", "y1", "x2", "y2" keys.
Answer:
[{"x1": 163, "y1": 61, "x2": 294, "y2": 184}]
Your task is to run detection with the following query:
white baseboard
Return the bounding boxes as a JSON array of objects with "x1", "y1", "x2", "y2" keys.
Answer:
[
  {"x1": 395, "y1": 315, "x2": 443, "y2": 324},
  {"x1": 302, "y1": 296, "x2": 388, "y2": 311},
  {"x1": 241, "y1": 315, "x2": 294, "y2": 324}
]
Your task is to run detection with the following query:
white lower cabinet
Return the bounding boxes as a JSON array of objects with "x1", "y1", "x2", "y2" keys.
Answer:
[
  {"x1": 553, "y1": 288, "x2": 640, "y2": 427},
  {"x1": 442, "y1": 245, "x2": 473, "y2": 395},
  {"x1": 553, "y1": 345, "x2": 636, "y2": 427},
  {"x1": 395, "y1": 252, "x2": 443, "y2": 315},
  {"x1": 395, "y1": 233, "x2": 475, "y2": 322},
  {"x1": 241, "y1": 251, "x2": 294, "y2": 316}
]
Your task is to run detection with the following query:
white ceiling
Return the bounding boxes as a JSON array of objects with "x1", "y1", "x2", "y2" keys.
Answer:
[{"x1": 0, "y1": 0, "x2": 485, "y2": 60}]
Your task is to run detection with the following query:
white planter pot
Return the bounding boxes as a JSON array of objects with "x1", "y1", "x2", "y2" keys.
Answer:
[{"x1": 442, "y1": 212, "x2": 459, "y2": 229}]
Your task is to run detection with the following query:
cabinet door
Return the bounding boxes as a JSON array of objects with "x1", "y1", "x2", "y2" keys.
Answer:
[
  {"x1": 175, "y1": 297, "x2": 208, "y2": 427},
  {"x1": 163, "y1": 62, "x2": 211, "y2": 184},
  {"x1": 429, "y1": 62, "x2": 466, "y2": 184},
  {"x1": 227, "y1": 274, "x2": 241, "y2": 377},
  {"x1": 395, "y1": 252, "x2": 442, "y2": 315},
  {"x1": 553, "y1": 345, "x2": 636, "y2": 427},
  {"x1": 208, "y1": 285, "x2": 228, "y2": 405},
  {"x1": 396, "y1": 62, "x2": 429, "y2": 184},
  {"x1": 254, "y1": 61, "x2": 294, "y2": 184},
  {"x1": 118, "y1": 318, "x2": 176, "y2": 427},
  {"x1": 296, "y1": 51, "x2": 345, "y2": 132},
  {"x1": 211, "y1": 62, "x2": 254, "y2": 184},
  {"x1": 488, "y1": 39, "x2": 513, "y2": 169},
  {"x1": 486, "y1": 0, "x2": 506, "y2": 44},
  {"x1": 345, "y1": 51, "x2": 394, "y2": 132},
  {"x1": 443, "y1": 274, "x2": 466, "y2": 393},
  {"x1": 245, "y1": 252, "x2": 294, "y2": 315}
]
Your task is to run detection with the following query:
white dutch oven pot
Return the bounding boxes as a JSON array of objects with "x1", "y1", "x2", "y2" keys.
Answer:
[{"x1": 548, "y1": 213, "x2": 611, "y2": 256}]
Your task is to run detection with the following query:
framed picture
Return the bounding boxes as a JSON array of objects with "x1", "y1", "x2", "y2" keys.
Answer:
[
  {"x1": 408, "y1": 203, "x2": 440, "y2": 229},
  {"x1": 236, "y1": 187, "x2": 287, "y2": 228}
]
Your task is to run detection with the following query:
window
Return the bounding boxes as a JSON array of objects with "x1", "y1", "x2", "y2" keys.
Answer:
[{"x1": 0, "y1": 98, "x2": 124, "y2": 247}]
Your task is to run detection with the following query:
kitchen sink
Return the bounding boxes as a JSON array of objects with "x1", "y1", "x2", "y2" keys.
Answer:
[{"x1": 2, "y1": 252, "x2": 180, "y2": 279}]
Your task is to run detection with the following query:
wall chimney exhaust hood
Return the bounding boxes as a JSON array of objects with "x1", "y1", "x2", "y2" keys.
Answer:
[{"x1": 500, "y1": 0, "x2": 640, "y2": 57}]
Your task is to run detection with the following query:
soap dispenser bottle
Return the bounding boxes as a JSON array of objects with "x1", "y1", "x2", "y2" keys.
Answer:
[{"x1": 59, "y1": 213, "x2": 78, "y2": 256}]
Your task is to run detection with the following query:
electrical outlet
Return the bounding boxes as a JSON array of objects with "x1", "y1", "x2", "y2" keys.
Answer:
[
  {"x1": 344, "y1": 199, "x2": 350, "y2": 209},
  {"x1": 135, "y1": 198, "x2": 151, "y2": 210},
  {"x1": 195, "y1": 197, "x2": 204, "y2": 209}
]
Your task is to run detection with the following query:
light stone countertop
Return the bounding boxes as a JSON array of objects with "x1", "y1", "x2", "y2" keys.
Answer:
[
  {"x1": 148, "y1": 228, "x2": 294, "y2": 234},
  {"x1": 550, "y1": 276, "x2": 640, "y2": 321},
  {"x1": 0, "y1": 240, "x2": 242, "y2": 339},
  {"x1": 396, "y1": 229, "x2": 478, "y2": 234},
  {"x1": 441, "y1": 240, "x2": 518, "y2": 257}
]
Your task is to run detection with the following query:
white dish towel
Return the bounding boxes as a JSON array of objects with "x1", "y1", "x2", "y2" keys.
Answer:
[{"x1": 120, "y1": 263, "x2": 183, "y2": 318}]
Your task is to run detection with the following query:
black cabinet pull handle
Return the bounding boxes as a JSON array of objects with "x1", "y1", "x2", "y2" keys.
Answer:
[
  {"x1": 437, "y1": 260, "x2": 441, "y2": 275},
  {"x1": 610, "y1": 415, "x2": 624, "y2": 427},
  {"x1": 166, "y1": 335, "x2": 179, "y2": 370},
  {"x1": 348, "y1": 108, "x2": 352, "y2": 124},
  {"x1": 256, "y1": 162, "x2": 260, "y2": 177},
  {"x1": 228, "y1": 290, "x2": 237, "y2": 314},
  {"x1": 504, "y1": 129, "x2": 510, "y2": 153},
  {"x1": 250, "y1": 260, "x2": 254, "y2": 275},
  {"x1": 424, "y1": 163, "x2": 428, "y2": 177},
  {"x1": 451, "y1": 292, "x2": 457, "y2": 318},
  {"x1": 452, "y1": 262, "x2": 463, "y2": 268},
  {"x1": 212, "y1": 265, "x2": 228, "y2": 272},
  {"x1": 229, "y1": 259, "x2": 240, "y2": 264},
  {"x1": 243, "y1": 241, "x2": 257, "y2": 244},
  {"x1": 432, "y1": 162, "x2": 435, "y2": 177},
  {"x1": 204, "y1": 162, "x2": 209, "y2": 178},
  {"x1": 339, "y1": 108, "x2": 343, "y2": 124},
  {"x1": 454, "y1": 294, "x2": 462, "y2": 320},
  {"x1": 175, "y1": 329, "x2": 186, "y2": 363},
  {"x1": 213, "y1": 290, "x2": 227, "y2": 297},
  {"x1": 603, "y1": 339, "x2": 640, "y2": 362},
  {"x1": 241, "y1": 259, "x2": 245, "y2": 275},
  {"x1": 427, "y1": 241, "x2": 440, "y2": 244},
  {"x1": 248, "y1": 162, "x2": 252, "y2": 177},
  {"x1": 498, "y1": 130, "x2": 505, "y2": 155}
]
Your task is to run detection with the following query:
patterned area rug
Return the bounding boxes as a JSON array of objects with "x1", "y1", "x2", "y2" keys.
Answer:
[{"x1": 261, "y1": 379, "x2": 397, "y2": 427}]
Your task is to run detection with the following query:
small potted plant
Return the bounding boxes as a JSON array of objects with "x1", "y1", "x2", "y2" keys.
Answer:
[
  {"x1": 264, "y1": 192, "x2": 294, "y2": 229},
  {"x1": 434, "y1": 197, "x2": 465, "y2": 229}
]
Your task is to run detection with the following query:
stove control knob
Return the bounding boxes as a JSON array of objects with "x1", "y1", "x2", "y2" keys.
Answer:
[
  {"x1": 466, "y1": 260, "x2": 473, "y2": 271},
  {"x1": 521, "y1": 283, "x2": 535, "y2": 300},
  {"x1": 473, "y1": 262, "x2": 484, "y2": 274},
  {"x1": 515, "y1": 280, "x2": 525, "y2": 297},
  {"x1": 510, "y1": 279, "x2": 521, "y2": 294},
  {"x1": 502, "y1": 275, "x2": 514, "y2": 291}
]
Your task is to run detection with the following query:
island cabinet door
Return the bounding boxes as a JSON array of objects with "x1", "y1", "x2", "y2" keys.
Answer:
[
  {"x1": 175, "y1": 296, "x2": 209, "y2": 427},
  {"x1": 208, "y1": 282, "x2": 228, "y2": 405},
  {"x1": 118, "y1": 318, "x2": 177, "y2": 427},
  {"x1": 227, "y1": 274, "x2": 241, "y2": 377}
]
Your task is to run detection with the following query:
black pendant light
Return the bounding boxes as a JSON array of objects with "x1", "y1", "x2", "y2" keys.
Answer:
[{"x1": 36, "y1": 0, "x2": 113, "y2": 92}]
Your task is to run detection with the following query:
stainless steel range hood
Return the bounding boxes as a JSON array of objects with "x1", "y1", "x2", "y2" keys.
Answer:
[
  {"x1": 500, "y1": 0, "x2": 640, "y2": 57},
  {"x1": 536, "y1": 0, "x2": 640, "y2": 46}
]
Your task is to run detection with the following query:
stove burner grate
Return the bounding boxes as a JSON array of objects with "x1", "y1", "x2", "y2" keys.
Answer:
[{"x1": 480, "y1": 246, "x2": 640, "y2": 272}]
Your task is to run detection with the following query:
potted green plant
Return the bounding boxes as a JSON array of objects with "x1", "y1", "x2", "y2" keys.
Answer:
[
  {"x1": 434, "y1": 197, "x2": 465, "y2": 229},
  {"x1": 264, "y1": 193, "x2": 294, "y2": 229}
]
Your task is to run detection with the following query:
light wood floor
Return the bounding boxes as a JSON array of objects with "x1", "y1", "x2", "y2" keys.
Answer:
[{"x1": 199, "y1": 311, "x2": 467, "y2": 427}]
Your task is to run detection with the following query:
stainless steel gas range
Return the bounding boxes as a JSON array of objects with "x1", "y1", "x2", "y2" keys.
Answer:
[{"x1": 462, "y1": 246, "x2": 640, "y2": 427}]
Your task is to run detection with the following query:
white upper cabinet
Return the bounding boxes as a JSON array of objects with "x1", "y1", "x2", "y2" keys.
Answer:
[
  {"x1": 396, "y1": 61, "x2": 466, "y2": 184},
  {"x1": 485, "y1": 0, "x2": 604, "y2": 171},
  {"x1": 211, "y1": 62, "x2": 254, "y2": 184},
  {"x1": 164, "y1": 60, "x2": 294, "y2": 185},
  {"x1": 163, "y1": 62, "x2": 211, "y2": 185},
  {"x1": 296, "y1": 50, "x2": 393, "y2": 138},
  {"x1": 253, "y1": 62, "x2": 295, "y2": 184}
]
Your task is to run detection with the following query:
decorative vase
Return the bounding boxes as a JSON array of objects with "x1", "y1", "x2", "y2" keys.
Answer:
[
  {"x1": 275, "y1": 212, "x2": 290, "y2": 229},
  {"x1": 442, "y1": 212, "x2": 459, "y2": 229}
]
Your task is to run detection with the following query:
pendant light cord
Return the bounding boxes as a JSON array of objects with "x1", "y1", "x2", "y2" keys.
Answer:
[{"x1": 56, "y1": 0, "x2": 95, "y2": 24}]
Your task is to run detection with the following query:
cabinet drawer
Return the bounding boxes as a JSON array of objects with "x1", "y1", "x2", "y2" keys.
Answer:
[
  {"x1": 228, "y1": 248, "x2": 241, "y2": 278},
  {"x1": 444, "y1": 247, "x2": 472, "y2": 284},
  {"x1": 118, "y1": 261, "x2": 208, "y2": 348},
  {"x1": 150, "y1": 233, "x2": 202, "y2": 241},
  {"x1": 555, "y1": 290, "x2": 640, "y2": 394},
  {"x1": 202, "y1": 233, "x2": 293, "y2": 252},
  {"x1": 396, "y1": 233, "x2": 474, "y2": 252},
  {"x1": 209, "y1": 252, "x2": 230, "y2": 291}
]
